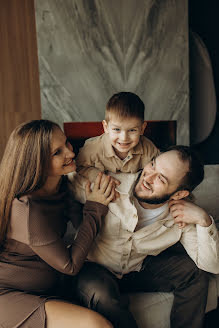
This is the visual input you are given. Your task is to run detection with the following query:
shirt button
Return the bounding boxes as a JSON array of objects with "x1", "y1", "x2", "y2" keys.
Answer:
[
  {"x1": 122, "y1": 264, "x2": 126, "y2": 269},
  {"x1": 128, "y1": 237, "x2": 132, "y2": 241},
  {"x1": 209, "y1": 230, "x2": 214, "y2": 236}
]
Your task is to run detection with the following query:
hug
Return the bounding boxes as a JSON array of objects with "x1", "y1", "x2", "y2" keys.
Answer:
[{"x1": 0, "y1": 92, "x2": 218, "y2": 328}]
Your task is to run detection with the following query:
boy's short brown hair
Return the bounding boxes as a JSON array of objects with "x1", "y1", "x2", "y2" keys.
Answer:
[{"x1": 105, "y1": 92, "x2": 145, "y2": 122}]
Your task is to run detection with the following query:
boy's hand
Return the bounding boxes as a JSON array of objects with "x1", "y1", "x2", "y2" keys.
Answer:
[
  {"x1": 110, "y1": 176, "x2": 121, "y2": 186},
  {"x1": 103, "y1": 172, "x2": 120, "y2": 186},
  {"x1": 85, "y1": 172, "x2": 116, "y2": 206},
  {"x1": 102, "y1": 173, "x2": 120, "y2": 201},
  {"x1": 169, "y1": 199, "x2": 212, "y2": 228}
]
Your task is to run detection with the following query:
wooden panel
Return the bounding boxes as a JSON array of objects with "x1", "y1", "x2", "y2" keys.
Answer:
[
  {"x1": 0, "y1": 0, "x2": 41, "y2": 160},
  {"x1": 64, "y1": 120, "x2": 177, "y2": 155}
]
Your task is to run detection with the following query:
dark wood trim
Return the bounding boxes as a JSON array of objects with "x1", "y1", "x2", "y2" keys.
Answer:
[
  {"x1": 0, "y1": 0, "x2": 41, "y2": 159},
  {"x1": 64, "y1": 120, "x2": 177, "y2": 155}
]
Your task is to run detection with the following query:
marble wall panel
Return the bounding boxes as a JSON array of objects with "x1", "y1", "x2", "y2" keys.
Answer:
[{"x1": 35, "y1": 0, "x2": 189, "y2": 144}]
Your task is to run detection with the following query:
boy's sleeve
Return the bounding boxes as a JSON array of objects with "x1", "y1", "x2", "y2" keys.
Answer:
[
  {"x1": 76, "y1": 137, "x2": 105, "y2": 182},
  {"x1": 67, "y1": 172, "x2": 87, "y2": 204},
  {"x1": 77, "y1": 166, "x2": 102, "y2": 183},
  {"x1": 140, "y1": 136, "x2": 160, "y2": 167}
]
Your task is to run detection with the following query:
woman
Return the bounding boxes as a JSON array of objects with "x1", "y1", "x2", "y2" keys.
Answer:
[{"x1": 0, "y1": 120, "x2": 114, "y2": 328}]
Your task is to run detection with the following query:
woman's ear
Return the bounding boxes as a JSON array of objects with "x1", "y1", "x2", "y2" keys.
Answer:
[
  {"x1": 171, "y1": 190, "x2": 190, "y2": 200},
  {"x1": 140, "y1": 121, "x2": 147, "y2": 135},
  {"x1": 102, "y1": 120, "x2": 109, "y2": 133}
]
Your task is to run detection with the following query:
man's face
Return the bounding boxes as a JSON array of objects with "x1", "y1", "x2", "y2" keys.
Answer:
[{"x1": 134, "y1": 150, "x2": 189, "y2": 207}]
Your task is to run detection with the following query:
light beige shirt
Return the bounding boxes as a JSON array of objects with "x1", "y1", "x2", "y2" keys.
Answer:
[
  {"x1": 70, "y1": 172, "x2": 219, "y2": 277},
  {"x1": 76, "y1": 134, "x2": 159, "y2": 182}
]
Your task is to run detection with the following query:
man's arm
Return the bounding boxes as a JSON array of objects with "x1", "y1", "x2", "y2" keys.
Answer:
[{"x1": 169, "y1": 199, "x2": 219, "y2": 273}]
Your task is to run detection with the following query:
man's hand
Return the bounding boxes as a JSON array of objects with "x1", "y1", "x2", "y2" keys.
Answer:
[
  {"x1": 85, "y1": 172, "x2": 116, "y2": 206},
  {"x1": 169, "y1": 199, "x2": 212, "y2": 228}
]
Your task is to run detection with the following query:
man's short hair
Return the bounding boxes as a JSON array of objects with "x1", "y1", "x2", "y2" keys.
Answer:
[
  {"x1": 168, "y1": 145, "x2": 204, "y2": 192},
  {"x1": 105, "y1": 92, "x2": 145, "y2": 122}
]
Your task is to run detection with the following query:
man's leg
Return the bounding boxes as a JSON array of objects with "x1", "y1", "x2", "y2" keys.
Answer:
[
  {"x1": 74, "y1": 261, "x2": 138, "y2": 328},
  {"x1": 120, "y1": 244, "x2": 209, "y2": 328}
]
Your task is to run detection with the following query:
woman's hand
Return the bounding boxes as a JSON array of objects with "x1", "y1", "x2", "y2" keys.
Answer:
[{"x1": 85, "y1": 172, "x2": 116, "y2": 206}]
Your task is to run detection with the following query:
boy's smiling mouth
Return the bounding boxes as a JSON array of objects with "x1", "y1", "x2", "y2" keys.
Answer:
[{"x1": 117, "y1": 142, "x2": 131, "y2": 147}]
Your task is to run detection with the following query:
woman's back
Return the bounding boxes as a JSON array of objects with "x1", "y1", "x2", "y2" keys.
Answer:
[{"x1": 0, "y1": 187, "x2": 68, "y2": 293}]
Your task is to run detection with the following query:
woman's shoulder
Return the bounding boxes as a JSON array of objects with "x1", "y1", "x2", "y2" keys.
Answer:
[
  {"x1": 9, "y1": 197, "x2": 31, "y2": 244},
  {"x1": 10, "y1": 195, "x2": 63, "y2": 246},
  {"x1": 78, "y1": 134, "x2": 105, "y2": 156}
]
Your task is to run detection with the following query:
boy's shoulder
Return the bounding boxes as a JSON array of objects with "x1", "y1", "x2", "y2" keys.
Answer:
[
  {"x1": 83, "y1": 133, "x2": 106, "y2": 145},
  {"x1": 78, "y1": 133, "x2": 108, "y2": 157},
  {"x1": 83, "y1": 133, "x2": 110, "y2": 149}
]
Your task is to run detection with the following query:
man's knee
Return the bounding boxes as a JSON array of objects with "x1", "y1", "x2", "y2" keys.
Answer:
[
  {"x1": 184, "y1": 258, "x2": 209, "y2": 282},
  {"x1": 76, "y1": 265, "x2": 120, "y2": 309},
  {"x1": 193, "y1": 267, "x2": 209, "y2": 290},
  {"x1": 79, "y1": 278, "x2": 116, "y2": 305}
]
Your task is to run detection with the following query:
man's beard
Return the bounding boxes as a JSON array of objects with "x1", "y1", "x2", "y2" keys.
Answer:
[
  {"x1": 133, "y1": 189, "x2": 174, "y2": 205},
  {"x1": 133, "y1": 174, "x2": 176, "y2": 205}
]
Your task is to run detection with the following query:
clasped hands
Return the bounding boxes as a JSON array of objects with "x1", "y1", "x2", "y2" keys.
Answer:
[{"x1": 85, "y1": 172, "x2": 120, "y2": 206}]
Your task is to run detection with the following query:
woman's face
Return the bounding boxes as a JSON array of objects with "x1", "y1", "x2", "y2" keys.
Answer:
[{"x1": 48, "y1": 127, "x2": 76, "y2": 177}]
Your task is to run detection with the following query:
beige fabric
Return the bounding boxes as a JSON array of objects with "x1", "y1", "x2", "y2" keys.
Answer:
[
  {"x1": 72, "y1": 171, "x2": 219, "y2": 278},
  {"x1": 76, "y1": 134, "x2": 159, "y2": 182},
  {"x1": 128, "y1": 273, "x2": 218, "y2": 328}
]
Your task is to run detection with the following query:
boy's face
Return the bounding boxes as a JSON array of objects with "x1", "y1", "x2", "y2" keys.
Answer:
[{"x1": 102, "y1": 115, "x2": 147, "y2": 159}]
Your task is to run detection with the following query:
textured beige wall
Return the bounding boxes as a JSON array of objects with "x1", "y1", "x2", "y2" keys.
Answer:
[{"x1": 35, "y1": 0, "x2": 189, "y2": 144}]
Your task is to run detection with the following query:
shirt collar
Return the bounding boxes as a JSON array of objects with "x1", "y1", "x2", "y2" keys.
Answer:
[{"x1": 134, "y1": 200, "x2": 170, "y2": 221}]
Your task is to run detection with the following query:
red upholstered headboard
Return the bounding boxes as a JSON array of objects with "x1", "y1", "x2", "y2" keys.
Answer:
[{"x1": 64, "y1": 121, "x2": 177, "y2": 155}]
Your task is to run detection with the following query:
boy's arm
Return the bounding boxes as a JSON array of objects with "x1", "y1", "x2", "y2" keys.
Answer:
[
  {"x1": 76, "y1": 137, "x2": 105, "y2": 182},
  {"x1": 77, "y1": 166, "x2": 102, "y2": 183},
  {"x1": 67, "y1": 173, "x2": 87, "y2": 204}
]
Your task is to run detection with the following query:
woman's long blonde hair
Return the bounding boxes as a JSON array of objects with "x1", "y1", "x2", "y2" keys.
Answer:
[{"x1": 0, "y1": 119, "x2": 60, "y2": 248}]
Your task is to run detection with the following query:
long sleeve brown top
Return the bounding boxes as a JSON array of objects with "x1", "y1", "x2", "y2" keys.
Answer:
[{"x1": 0, "y1": 177, "x2": 108, "y2": 293}]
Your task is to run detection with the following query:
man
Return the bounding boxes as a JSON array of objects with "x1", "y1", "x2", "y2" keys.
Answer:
[{"x1": 71, "y1": 146, "x2": 219, "y2": 328}]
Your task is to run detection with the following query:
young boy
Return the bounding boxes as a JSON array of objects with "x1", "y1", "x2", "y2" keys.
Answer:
[{"x1": 76, "y1": 92, "x2": 160, "y2": 182}]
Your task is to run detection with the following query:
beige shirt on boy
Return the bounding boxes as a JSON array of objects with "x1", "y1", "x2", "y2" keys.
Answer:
[{"x1": 76, "y1": 134, "x2": 159, "y2": 182}]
